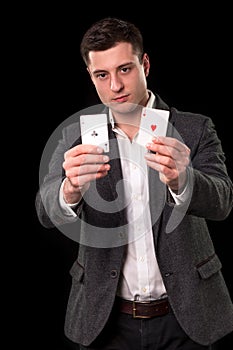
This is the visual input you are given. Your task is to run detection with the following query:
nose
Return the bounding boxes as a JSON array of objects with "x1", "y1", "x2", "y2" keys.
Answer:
[{"x1": 110, "y1": 74, "x2": 123, "y2": 92}]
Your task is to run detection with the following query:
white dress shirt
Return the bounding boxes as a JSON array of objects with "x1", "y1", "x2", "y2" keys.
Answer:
[{"x1": 60, "y1": 90, "x2": 190, "y2": 301}]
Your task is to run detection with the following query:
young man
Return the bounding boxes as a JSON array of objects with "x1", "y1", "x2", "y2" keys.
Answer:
[{"x1": 36, "y1": 17, "x2": 233, "y2": 349}]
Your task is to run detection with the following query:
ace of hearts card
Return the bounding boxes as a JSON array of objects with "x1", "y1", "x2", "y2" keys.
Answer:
[{"x1": 137, "y1": 107, "x2": 169, "y2": 147}]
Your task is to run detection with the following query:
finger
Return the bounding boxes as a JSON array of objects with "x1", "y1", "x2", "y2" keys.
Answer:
[
  {"x1": 145, "y1": 152, "x2": 188, "y2": 173},
  {"x1": 69, "y1": 169, "x2": 109, "y2": 188},
  {"x1": 145, "y1": 158, "x2": 175, "y2": 178},
  {"x1": 151, "y1": 136, "x2": 190, "y2": 154},
  {"x1": 77, "y1": 153, "x2": 110, "y2": 166},
  {"x1": 146, "y1": 141, "x2": 190, "y2": 161},
  {"x1": 63, "y1": 154, "x2": 110, "y2": 170},
  {"x1": 64, "y1": 144, "x2": 104, "y2": 159},
  {"x1": 78, "y1": 163, "x2": 111, "y2": 176},
  {"x1": 145, "y1": 153, "x2": 175, "y2": 169},
  {"x1": 66, "y1": 163, "x2": 111, "y2": 178}
]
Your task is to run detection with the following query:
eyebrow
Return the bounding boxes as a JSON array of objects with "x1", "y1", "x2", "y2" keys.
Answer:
[{"x1": 92, "y1": 61, "x2": 135, "y2": 75}]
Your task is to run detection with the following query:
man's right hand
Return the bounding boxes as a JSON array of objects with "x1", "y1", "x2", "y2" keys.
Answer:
[{"x1": 62, "y1": 144, "x2": 110, "y2": 204}]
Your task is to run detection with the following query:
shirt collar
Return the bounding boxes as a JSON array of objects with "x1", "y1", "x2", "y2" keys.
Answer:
[{"x1": 109, "y1": 90, "x2": 156, "y2": 128}]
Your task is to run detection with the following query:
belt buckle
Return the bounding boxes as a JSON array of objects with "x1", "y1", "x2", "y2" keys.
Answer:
[{"x1": 132, "y1": 300, "x2": 151, "y2": 319}]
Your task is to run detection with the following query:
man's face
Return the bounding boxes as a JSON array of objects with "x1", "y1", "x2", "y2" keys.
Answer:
[{"x1": 87, "y1": 42, "x2": 150, "y2": 115}]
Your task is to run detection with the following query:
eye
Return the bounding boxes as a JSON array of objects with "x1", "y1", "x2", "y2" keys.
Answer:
[
  {"x1": 96, "y1": 73, "x2": 108, "y2": 80},
  {"x1": 121, "y1": 67, "x2": 130, "y2": 73}
]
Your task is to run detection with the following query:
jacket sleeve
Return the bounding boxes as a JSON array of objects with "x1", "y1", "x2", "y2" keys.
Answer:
[
  {"x1": 35, "y1": 120, "x2": 83, "y2": 228},
  {"x1": 168, "y1": 109, "x2": 233, "y2": 221}
]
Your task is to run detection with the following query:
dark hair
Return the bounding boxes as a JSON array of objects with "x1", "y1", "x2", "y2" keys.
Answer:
[{"x1": 80, "y1": 17, "x2": 144, "y2": 66}]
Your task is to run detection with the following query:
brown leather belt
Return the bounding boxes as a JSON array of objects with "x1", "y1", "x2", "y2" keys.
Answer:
[{"x1": 116, "y1": 297, "x2": 169, "y2": 319}]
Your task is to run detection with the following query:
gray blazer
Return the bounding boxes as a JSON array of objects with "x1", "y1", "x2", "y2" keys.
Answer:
[{"x1": 35, "y1": 94, "x2": 233, "y2": 346}]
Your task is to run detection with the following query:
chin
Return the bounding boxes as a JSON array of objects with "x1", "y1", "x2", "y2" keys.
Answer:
[{"x1": 107, "y1": 101, "x2": 141, "y2": 115}]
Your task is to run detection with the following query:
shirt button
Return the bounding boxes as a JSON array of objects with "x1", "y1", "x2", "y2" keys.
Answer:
[
  {"x1": 110, "y1": 270, "x2": 118, "y2": 278},
  {"x1": 133, "y1": 194, "x2": 141, "y2": 200}
]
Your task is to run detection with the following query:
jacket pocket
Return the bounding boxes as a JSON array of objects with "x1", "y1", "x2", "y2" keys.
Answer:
[
  {"x1": 69, "y1": 260, "x2": 85, "y2": 283},
  {"x1": 196, "y1": 253, "x2": 222, "y2": 279}
]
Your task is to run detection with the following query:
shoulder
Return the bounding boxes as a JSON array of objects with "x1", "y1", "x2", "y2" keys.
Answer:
[
  {"x1": 170, "y1": 107, "x2": 213, "y2": 126},
  {"x1": 168, "y1": 107, "x2": 217, "y2": 147},
  {"x1": 153, "y1": 92, "x2": 214, "y2": 131}
]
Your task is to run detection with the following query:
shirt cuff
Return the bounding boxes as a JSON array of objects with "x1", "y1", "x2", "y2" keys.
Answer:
[
  {"x1": 169, "y1": 171, "x2": 191, "y2": 205},
  {"x1": 59, "y1": 180, "x2": 79, "y2": 217}
]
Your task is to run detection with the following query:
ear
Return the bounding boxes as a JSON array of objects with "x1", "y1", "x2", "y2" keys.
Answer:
[{"x1": 143, "y1": 53, "x2": 150, "y2": 77}]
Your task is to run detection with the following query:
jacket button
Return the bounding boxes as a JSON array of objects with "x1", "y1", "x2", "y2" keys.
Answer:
[
  {"x1": 164, "y1": 272, "x2": 173, "y2": 277},
  {"x1": 110, "y1": 270, "x2": 118, "y2": 278}
]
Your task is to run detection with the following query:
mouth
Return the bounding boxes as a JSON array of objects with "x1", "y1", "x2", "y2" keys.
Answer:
[{"x1": 112, "y1": 94, "x2": 129, "y2": 103}]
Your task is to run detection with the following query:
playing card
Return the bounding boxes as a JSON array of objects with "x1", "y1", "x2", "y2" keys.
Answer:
[
  {"x1": 80, "y1": 114, "x2": 109, "y2": 152},
  {"x1": 137, "y1": 107, "x2": 169, "y2": 147}
]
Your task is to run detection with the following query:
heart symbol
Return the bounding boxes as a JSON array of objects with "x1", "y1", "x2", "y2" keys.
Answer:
[{"x1": 151, "y1": 124, "x2": 157, "y2": 131}]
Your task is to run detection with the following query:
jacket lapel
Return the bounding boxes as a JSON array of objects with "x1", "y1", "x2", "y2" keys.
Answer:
[
  {"x1": 149, "y1": 94, "x2": 170, "y2": 247},
  {"x1": 148, "y1": 167, "x2": 166, "y2": 248},
  {"x1": 107, "y1": 124, "x2": 126, "y2": 216}
]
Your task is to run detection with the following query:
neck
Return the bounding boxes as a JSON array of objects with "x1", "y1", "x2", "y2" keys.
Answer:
[
  {"x1": 111, "y1": 92, "x2": 150, "y2": 141},
  {"x1": 114, "y1": 109, "x2": 142, "y2": 142}
]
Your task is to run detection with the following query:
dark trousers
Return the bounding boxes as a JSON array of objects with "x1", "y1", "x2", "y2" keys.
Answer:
[{"x1": 65, "y1": 305, "x2": 217, "y2": 350}]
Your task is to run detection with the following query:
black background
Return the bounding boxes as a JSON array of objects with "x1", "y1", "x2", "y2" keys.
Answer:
[{"x1": 21, "y1": 3, "x2": 233, "y2": 349}]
